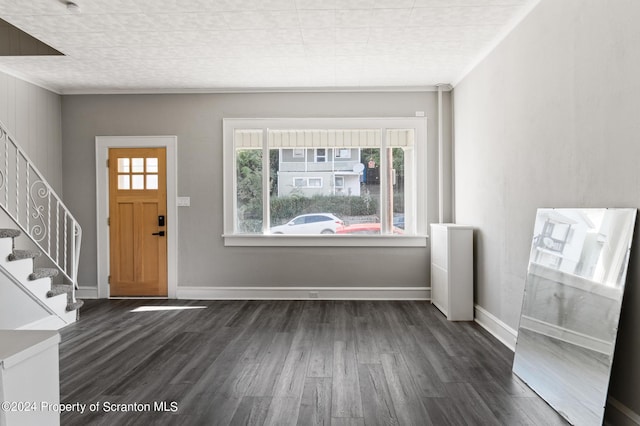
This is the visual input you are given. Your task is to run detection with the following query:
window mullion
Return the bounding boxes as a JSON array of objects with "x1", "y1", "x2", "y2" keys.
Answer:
[
  {"x1": 262, "y1": 128, "x2": 270, "y2": 234},
  {"x1": 331, "y1": 148, "x2": 335, "y2": 196},
  {"x1": 380, "y1": 128, "x2": 389, "y2": 235}
]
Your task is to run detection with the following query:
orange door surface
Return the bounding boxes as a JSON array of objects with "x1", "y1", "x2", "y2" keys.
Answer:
[{"x1": 109, "y1": 147, "x2": 167, "y2": 296}]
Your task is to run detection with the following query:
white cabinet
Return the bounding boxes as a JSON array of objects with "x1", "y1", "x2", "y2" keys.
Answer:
[
  {"x1": 0, "y1": 330, "x2": 60, "y2": 426},
  {"x1": 430, "y1": 224, "x2": 474, "y2": 321}
]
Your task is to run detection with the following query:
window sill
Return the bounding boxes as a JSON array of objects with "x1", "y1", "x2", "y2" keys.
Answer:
[{"x1": 222, "y1": 234, "x2": 428, "y2": 247}]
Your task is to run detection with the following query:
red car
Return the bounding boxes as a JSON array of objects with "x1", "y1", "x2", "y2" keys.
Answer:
[{"x1": 336, "y1": 223, "x2": 404, "y2": 235}]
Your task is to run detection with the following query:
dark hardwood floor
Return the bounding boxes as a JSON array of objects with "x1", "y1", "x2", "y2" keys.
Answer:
[{"x1": 58, "y1": 299, "x2": 568, "y2": 425}]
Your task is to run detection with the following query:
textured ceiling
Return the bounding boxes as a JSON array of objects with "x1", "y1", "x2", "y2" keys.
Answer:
[{"x1": 0, "y1": 0, "x2": 537, "y2": 94}]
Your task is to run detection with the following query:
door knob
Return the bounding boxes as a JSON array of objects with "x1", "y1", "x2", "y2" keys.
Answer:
[{"x1": 152, "y1": 231, "x2": 165, "y2": 236}]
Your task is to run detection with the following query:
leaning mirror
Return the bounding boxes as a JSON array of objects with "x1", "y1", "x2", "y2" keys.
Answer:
[{"x1": 513, "y1": 208, "x2": 636, "y2": 425}]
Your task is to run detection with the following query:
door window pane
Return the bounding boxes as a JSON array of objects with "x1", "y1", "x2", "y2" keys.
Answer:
[
  {"x1": 146, "y1": 158, "x2": 158, "y2": 173},
  {"x1": 132, "y1": 158, "x2": 144, "y2": 173},
  {"x1": 117, "y1": 158, "x2": 130, "y2": 173},
  {"x1": 132, "y1": 174, "x2": 144, "y2": 190},
  {"x1": 146, "y1": 174, "x2": 158, "y2": 190},
  {"x1": 118, "y1": 175, "x2": 130, "y2": 190}
]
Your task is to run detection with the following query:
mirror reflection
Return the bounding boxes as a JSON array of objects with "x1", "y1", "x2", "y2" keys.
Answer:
[{"x1": 513, "y1": 208, "x2": 636, "y2": 426}]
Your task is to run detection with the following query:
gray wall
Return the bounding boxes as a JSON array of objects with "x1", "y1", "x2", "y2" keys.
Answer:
[
  {"x1": 0, "y1": 70, "x2": 63, "y2": 261},
  {"x1": 62, "y1": 92, "x2": 452, "y2": 290},
  {"x1": 453, "y1": 0, "x2": 640, "y2": 416},
  {"x1": 0, "y1": 70, "x2": 62, "y2": 194}
]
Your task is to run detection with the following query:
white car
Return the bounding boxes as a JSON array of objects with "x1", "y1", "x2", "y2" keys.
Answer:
[{"x1": 270, "y1": 213, "x2": 344, "y2": 234}]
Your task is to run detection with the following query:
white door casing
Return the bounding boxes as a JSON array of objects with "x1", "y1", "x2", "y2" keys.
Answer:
[{"x1": 95, "y1": 136, "x2": 178, "y2": 298}]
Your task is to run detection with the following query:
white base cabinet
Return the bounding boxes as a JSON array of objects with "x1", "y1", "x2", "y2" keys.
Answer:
[
  {"x1": 0, "y1": 330, "x2": 60, "y2": 426},
  {"x1": 430, "y1": 224, "x2": 474, "y2": 321}
]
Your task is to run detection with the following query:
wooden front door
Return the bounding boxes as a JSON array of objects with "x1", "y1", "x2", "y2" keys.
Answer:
[{"x1": 109, "y1": 147, "x2": 167, "y2": 296}]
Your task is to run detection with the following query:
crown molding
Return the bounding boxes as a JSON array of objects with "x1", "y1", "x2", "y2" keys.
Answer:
[{"x1": 59, "y1": 85, "x2": 453, "y2": 96}]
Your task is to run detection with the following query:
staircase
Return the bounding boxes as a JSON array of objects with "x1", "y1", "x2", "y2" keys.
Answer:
[
  {"x1": 0, "y1": 120, "x2": 82, "y2": 330},
  {"x1": 0, "y1": 228, "x2": 83, "y2": 328}
]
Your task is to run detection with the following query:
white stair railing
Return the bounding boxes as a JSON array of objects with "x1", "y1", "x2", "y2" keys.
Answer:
[{"x1": 0, "y1": 120, "x2": 81, "y2": 304}]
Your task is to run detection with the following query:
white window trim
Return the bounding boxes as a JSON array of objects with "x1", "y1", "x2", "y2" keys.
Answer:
[
  {"x1": 314, "y1": 148, "x2": 327, "y2": 163},
  {"x1": 293, "y1": 176, "x2": 324, "y2": 188},
  {"x1": 224, "y1": 234, "x2": 428, "y2": 247},
  {"x1": 334, "y1": 176, "x2": 345, "y2": 188},
  {"x1": 293, "y1": 177, "x2": 323, "y2": 188},
  {"x1": 308, "y1": 177, "x2": 322, "y2": 188},
  {"x1": 223, "y1": 117, "x2": 428, "y2": 247},
  {"x1": 335, "y1": 148, "x2": 352, "y2": 159}
]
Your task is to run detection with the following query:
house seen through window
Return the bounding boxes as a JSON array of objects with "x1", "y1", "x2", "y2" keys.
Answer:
[{"x1": 225, "y1": 118, "x2": 426, "y2": 241}]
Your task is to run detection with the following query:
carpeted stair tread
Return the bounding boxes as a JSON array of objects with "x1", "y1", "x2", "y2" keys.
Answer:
[
  {"x1": 0, "y1": 227, "x2": 84, "y2": 320},
  {"x1": 29, "y1": 268, "x2": 59, "y2": 280},
  {"x1": 8, "y1": 249, "x2": 41, "y2": 261},
  {"x1": 47, "y1": 284, "x2": 71, "y2": 298},
  {"x1": 0, "y1": 229, "x2": 21, "y2": 239},
  {"x1": 67, "y1": 299, "x2": 84, "y2": 312},
  {"x1": 47, "y1": 285, "x2": 83, "y2": 312}
]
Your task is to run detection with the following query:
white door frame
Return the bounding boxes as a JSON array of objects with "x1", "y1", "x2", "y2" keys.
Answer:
[{"x1": 95, "y1": 136, "x2": 178, "y2": 298}]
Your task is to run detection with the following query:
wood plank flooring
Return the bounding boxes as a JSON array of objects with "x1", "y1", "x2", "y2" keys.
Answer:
[{"x1": 58, "y1": 300, "x2": 568, "y2": 425}]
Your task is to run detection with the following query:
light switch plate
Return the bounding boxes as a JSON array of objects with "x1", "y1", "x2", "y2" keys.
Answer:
[{"x1": 177, "y1": 197, "x2": 190, "y2": 207}]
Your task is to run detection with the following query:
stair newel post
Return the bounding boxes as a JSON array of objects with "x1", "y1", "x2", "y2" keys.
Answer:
[
  {"x1": 71, "y1": 221, "x2": 76, "y2": 303},
  {"x1": 73, "y1": 222, "x2": 82, "y2": 300}
]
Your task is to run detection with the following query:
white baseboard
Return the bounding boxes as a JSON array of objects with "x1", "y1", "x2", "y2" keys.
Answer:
[
  {"x1": 76, "y1": 286, "x2": 98, "y2": 299},
  {"x1": 473, "y1": 304, "x2": 517, "y2": 351},
  {"x1": 177, "y1": 286, "x2": 430, "y2": 300},
  {"x1": 606, "y1": 397, "x2": 640, "y2": 426}
]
